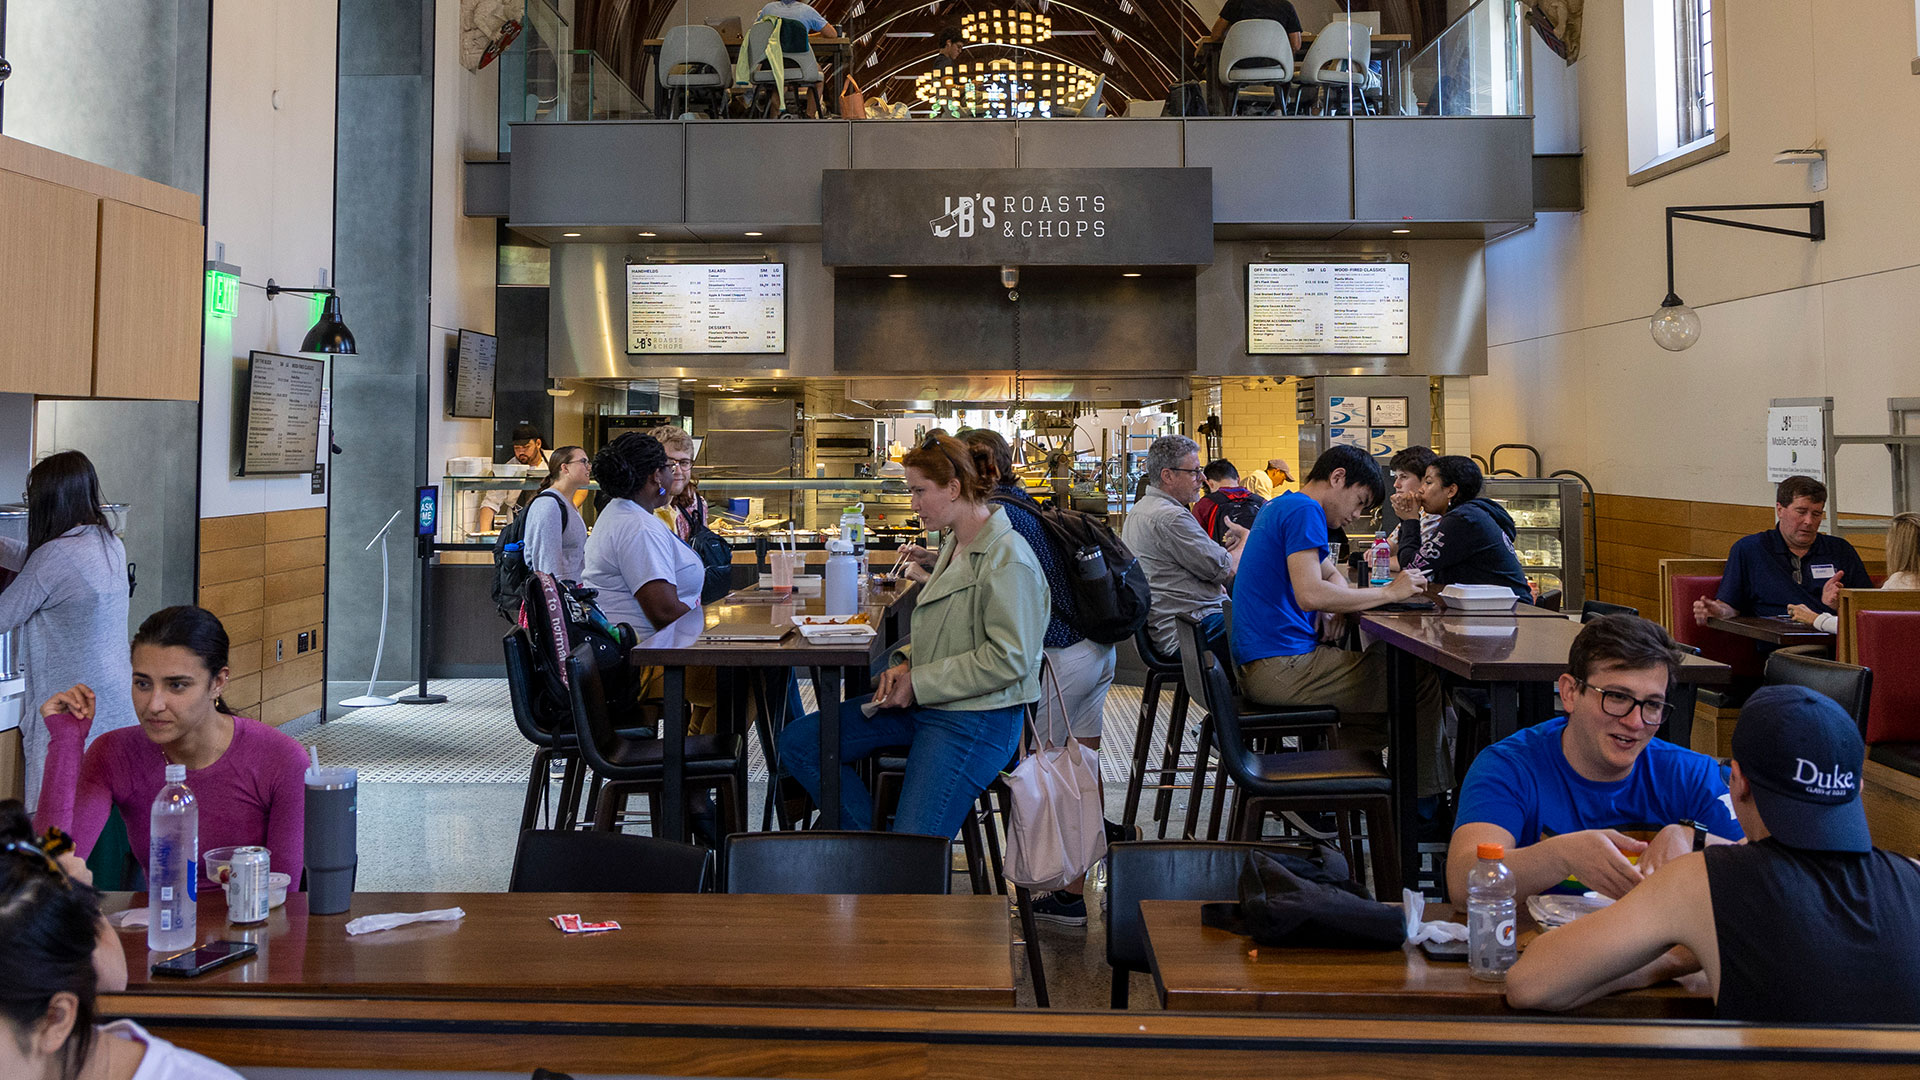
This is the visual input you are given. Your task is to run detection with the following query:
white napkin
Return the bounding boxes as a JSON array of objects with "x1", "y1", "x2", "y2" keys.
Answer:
[
  {"x1": 109, "y1": 908, "x2": 150, "y2": 928},
  {"x1": 1402, "y1": 889, "x2": 1469, "y2": 944},
  {"x1": 344, "y1": 907, "x2": 466, "y2": 936}
]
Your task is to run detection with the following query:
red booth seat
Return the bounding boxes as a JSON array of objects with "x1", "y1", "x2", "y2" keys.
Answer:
[
  {"x1": 1668, "y1": 574, "x2": 1766, "y2": 679},
  {"x1": 1856, "y1": 610, "x2": 1920, "y2": 747}
]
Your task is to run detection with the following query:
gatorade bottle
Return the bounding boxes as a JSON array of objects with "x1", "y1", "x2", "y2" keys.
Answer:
[
  {"x1": 1467, "y1": 842, "x2": 1518, "y2": 982},
  {"x1": 148, "y1": 764, "x2": 199, "y2": 953},
  {"x1": 1367, "y1": 532, "x2": 1393, "y2": 587}
]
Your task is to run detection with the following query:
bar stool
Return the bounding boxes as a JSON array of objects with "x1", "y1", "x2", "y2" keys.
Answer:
[
  {"x1": 504, "y1": 630, "x2": 656, "y2": 831},
  {"x1": 1124, "y1": 625, "x2": 1193, "y2": 836},
  {"x1": 1177, "y1": 614, "x2": 1399, "y2": 896}
]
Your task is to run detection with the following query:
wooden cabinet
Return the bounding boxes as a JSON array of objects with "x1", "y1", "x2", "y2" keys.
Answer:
[
  {"x1": 94, "y1": 200, "x2": 205, "y2": 400},
  {"x1": 0, "y1": 168, "x2": 100, "y2": 396}
]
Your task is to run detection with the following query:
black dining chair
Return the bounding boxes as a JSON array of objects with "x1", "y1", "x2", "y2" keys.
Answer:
[
  {"x1": 1105, "y1": 838, "x2": 1340, "y2": 1008},
  {"x1": 1127, "y1": 625, "x2": 1194, "y2": 836},
  {"x1": 565, "y1": 642, "x2": 747, "y2": 836},
  {"x1": 721, "y1": 830, "x2": 951, "y2": 894},
  {"x1": 507, "y1": 829, "x2": 714, "y2": 893},
  {"x1": 1581, "y1": 599, "x2": 1640, "y2": 622},
  {"x1": 1177, "y1": 614, "x2": 1399, "y2": 897},
  {"x1": 1762, "y1": 649, "x2": 1873, "y2": 731}
]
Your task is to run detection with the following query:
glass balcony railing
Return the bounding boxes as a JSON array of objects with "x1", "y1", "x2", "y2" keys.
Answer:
[
  {"x1": 572, "y1": 50, "x2": 648, "y2": 121},
  {"x1": 1400, "y1": 0, "x2": 1528, "y2": 116}
]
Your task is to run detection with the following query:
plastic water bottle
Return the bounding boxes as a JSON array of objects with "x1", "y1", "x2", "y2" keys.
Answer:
[
  {"x1": 823, "y1": 538, "x2": 859, "y2": 616},
  {"x1": 1467, "y1": 842, "x2": 1518, "y2": 982},
  {"x1": 148, "y1": 763, "x2": 199, "y2": 953},
  {"x1": 839, "y1": 504, "x2": 866, "y2": 548},
  {"x1": 1367, "y1": 532, "x2": 1393, "y2": 587}
]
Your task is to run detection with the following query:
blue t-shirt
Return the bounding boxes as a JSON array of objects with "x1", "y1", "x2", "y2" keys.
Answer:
[
  {"x1": 1456, "y1": 716, "x2": 1743, "y2": 890},
  {"x1": 1717, "y1": 528, "x2": 1872, "y2": 617},
  {"x1": 1231, "y1": 491, "x2": 1327, "y2": 664}
]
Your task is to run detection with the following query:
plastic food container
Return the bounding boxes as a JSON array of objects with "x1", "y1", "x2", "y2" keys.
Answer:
[
  {"x1": 447, "y1": 457, "x2": 490, "y2": 477},
  {"x1": 1439, "y1": 584, "x2": 1520, "y2": 611}
]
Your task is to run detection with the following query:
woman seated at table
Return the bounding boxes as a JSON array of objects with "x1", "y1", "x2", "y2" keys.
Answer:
[
  {"x1": 1408, "y1": 455, "x2": 1532, "y2": 602},
  {"x1": 779, "y1": 434, "x2": 1048, "y2": 838},
  {"x1": 582, "y1": 432, "x2": 715, "y2": 729},
  {"x1": 33, "y1": 606, "x2": 310, "y2": 883},
  {"x1": 2, "y1": 800, "x2": 245, "y2": 1080},
  {"x1": 1789, "y1": 511, "x2": 1920, "y2": 633}
]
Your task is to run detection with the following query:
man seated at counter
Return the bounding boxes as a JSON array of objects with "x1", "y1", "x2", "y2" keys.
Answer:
[
  {"x1": 1122, "y1": 436, "x2": 1250, "y2": 658},
  {"x1": 1448, "y1": 615, "x2": 1742, "y2": 903},
  {"x1": 477, "y1": 424, "x2": 548, "y2": 534},
  {"x1": 1406, "y1": 455, "x2": 1531, "y2": 602},
  {"x1": 1507, "y1": 685, "x2": 1920, "y2": 1023},
  {"x1": 1192, "y1": 459, "x2": 1266, "y2": 546},
  {"x1": 1693, "y1": 475, "x2": 1871, "y2": 625},
  {"x1": 1206, "y1": 0, "x2": 1303, "y2": 52},
  {"x1": 1232, "y1": 444, "x2": 1452, "y2": 799},
  {"x1": 1243, "y1": 457, "x2": 1293, "y2": 499}
]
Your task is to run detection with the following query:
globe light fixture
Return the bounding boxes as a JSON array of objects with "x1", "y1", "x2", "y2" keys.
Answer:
[{"x1": 1652, "y1": 202, "x2": 1823, "y2": 353}]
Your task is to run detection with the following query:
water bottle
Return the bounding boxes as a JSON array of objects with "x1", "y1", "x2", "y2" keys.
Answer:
[
  {"x1": 838, "y1": 504, "x2": 866, "y2": 548},
  {"x1": 823, "y1": 538, "x2": 859, "y2": 616},
  {"x1": 148, "y1": 763, "x2": 198, "y2": 953},
  {"x1": 1466, "y1": 842, "x2": 1518, "y2": 982},
  {"x1": 1367, "y1": 532, "x2": 1393, "y2": 587}
]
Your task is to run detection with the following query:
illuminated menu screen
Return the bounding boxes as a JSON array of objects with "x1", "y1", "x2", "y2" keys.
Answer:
[
  {"x1": 241, "y1": 352, "x2": 325, "y2": 475},
  {"x1": 1247, "y1": 263, "x2": 1411, "y2": 355},
  {"x1": 627, "y1": 263, "x2": 786, "y2": 355}
]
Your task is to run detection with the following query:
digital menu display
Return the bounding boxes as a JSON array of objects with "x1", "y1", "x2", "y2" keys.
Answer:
[
  {"x1": 627, "y1": 263, "x2": 785, "y2": 355},
  {"x1": 450, "y1": 329, "x2": 497, "y2": 418},
  {"x1": 241, "y1": 351, "x2": 325, "y2": 475},
  {"x1": 1247, "y1": 263, "x2": 1411, "y2": 355}
]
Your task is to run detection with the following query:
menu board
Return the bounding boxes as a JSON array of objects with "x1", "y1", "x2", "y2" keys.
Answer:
[
  {"x1": 451, "y1": 329, "x2": 497, "y2": 418},
  {"x1": 627, "y1": 263, "x2": 785, "y2": 355},
  {"x1": 1247, "y1": 263, "x2": 1411, "y2": 355},
  {"x1": 241, "y1": 351, "x2": 325, "y2": 475}
]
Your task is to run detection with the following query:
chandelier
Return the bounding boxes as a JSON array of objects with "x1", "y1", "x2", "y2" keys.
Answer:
[
  {"x1": 916, "y1": 57, "x2": 1096, "y2": 118},
  {"x1": 960, "y1": 9, "x2": 1052, "y2": 45}
]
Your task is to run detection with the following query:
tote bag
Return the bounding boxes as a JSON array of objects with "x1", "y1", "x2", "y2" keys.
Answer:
[{"x1": 1002, "y1": 662, "x2": 1108, "y2": 891}]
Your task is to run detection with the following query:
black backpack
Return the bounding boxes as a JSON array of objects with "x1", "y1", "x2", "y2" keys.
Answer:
[
  {"x1": 522, "y1": 571, "x2": 640, "y2": 712},
  {"x1": 1163, "y1": 81, "x2": 1209, "y2": 116},
  {"x1": 990, "y1": 493, "x2": 1150, "y2": 645},
  {"x1": 491, "y1": 490, "x2": 573, "y2": 620},
  {"x1": 1199, "y1": 488, "x2": 1266, "y2": 543}
]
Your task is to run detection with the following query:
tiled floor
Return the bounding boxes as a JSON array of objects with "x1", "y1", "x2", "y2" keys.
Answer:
[{"x1": 298, "y1": 677, "x2": 1226, "y2": 1010}]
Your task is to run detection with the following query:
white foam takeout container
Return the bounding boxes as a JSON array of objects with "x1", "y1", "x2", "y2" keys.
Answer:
[{"x1": 1438, "y1": 584, "x2": 1520, "y2": 611}]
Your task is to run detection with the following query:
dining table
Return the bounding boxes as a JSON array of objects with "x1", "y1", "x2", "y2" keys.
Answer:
[
  {"x1": 1704, "y1": 613, "x2": 1835, "y2": 649},
  {"x1": 1141, "y1": 898, "x2": 1711, "y2": 1018},
  {"x1": 101, "y1": 890, "x2": 1013, "y2": 1008},
  {"x1": 1361, "y1": 607, "x2": 1732, "y2": 887},
  {"x1": 628, "y1": 578, "x2": 918, "y2": 840}
]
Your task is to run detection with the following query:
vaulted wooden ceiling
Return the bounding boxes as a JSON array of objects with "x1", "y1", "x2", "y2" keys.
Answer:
[{"x1": 575, "y1": 0, "x2": 1442, "y2": 111}]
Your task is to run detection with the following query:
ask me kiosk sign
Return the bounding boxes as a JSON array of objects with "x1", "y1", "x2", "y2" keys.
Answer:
[{"x1": 821, "y1": 168, "x2": 1213, "y2": 267}]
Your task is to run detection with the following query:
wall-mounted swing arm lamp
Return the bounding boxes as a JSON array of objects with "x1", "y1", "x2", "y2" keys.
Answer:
[
  {"x1": 262, "y1": 278, "x2": 358, "y2": 354},
  {"x1": 1652, "y1": 201, "x2": 1824, "y2": 352}
]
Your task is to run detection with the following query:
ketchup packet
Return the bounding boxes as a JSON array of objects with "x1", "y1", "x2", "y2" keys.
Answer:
[{"x1": 549, "y1": 913, "x2": 621, "y2": 934}]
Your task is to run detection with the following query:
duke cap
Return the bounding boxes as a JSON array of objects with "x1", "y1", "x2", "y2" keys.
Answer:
[{"x1": 1730, "y1": 685, "x2": 1872, "y2": 853}]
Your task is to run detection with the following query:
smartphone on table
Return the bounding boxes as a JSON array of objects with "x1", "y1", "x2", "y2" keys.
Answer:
[{"x1": 151, "y1": 940, "x2": 258, "y2": 978}]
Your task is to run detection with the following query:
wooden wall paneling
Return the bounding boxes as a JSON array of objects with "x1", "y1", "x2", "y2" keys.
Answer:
[
  {"x1": 0, "y1": 134, "x2": 200, "y2": 221},
  {"x1": 200, "y1": 510, "x2": 326, "y2": 726},
  {"x1": 263, "y1": 507, "x2": 327, "y2": 543},
  {"x1": 1863, "y1": 763, "x2": 1920, "y2": 857},
  {"x1": 93, "y1": 199, "x2": 205, "y2": 400},
  {"x1": 0, "y1": 169, "x2": 100, "y2": 396}
]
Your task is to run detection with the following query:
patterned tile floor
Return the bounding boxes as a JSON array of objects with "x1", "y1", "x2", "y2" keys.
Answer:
[{"x1": 299, "y1": 678, "x2": 1213, "y2": 789}]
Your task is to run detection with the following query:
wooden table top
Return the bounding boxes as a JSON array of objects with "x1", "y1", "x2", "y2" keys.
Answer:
[
  {"x1": 102, "y1": 892, "x2": 1013, "y2": 1007},
  {"x1": 1142, "y1": 899, "x2": 1710, "y2": 1018},
  {"x1": 1706, "y1": 614, "x2": 1835, "y2": 647},
  {"x1": 629, "y1": 579, "x2": 915, "y2": 666},
  {"x1": 1361, "y1": 612, "x2": 1732, "y2": 684}
]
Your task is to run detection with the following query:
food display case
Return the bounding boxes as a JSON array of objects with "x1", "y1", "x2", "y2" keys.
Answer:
[{"x1": 1482, "y1": 477, "x2": 1586, "y2": 609}]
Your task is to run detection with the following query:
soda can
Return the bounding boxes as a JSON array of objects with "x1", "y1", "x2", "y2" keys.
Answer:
[{"x1": 226, "y1": 846, "x2": 271, "y2": 925}]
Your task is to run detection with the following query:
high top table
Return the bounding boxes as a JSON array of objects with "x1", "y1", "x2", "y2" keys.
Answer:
[
  {"x1": 628, "y1": 580, "x2": 918, "y2": 839},
  {"x1": 102, "y1": 891, "x2": 1012, "y2": 1007},
  {"x1": 1360, "y1": 610, "x2": 1732, "y2": 887}
]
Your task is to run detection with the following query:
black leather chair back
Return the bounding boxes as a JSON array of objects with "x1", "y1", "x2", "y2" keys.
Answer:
[
  {"x1": 1106, "y1": 840, "x2": 1340, "y2": 974},
  {"x1": 508, "y1": 830, "x2": 713, "y2": 893},
  {"x1": 1176, "y1": 614, "x2": 1258, "y2": 785},
  {"x1": 722, "y1": 831, "x2": 950, "y2": 895},
  {"x1": 1660, "y1": 641, "x2": 1702, "y2": 747},
  {"x1": 566, "y1": 643, "x2": 625, "y2": 774},
  {"x1": 1763, "y1": 650, "x2": 1874, "y2": 730},
  {"x1": 505, "y1": 630, "x2": 564, "y2": 747},
  {"x1": 1581, "y1": 599, "x2": 1640, "y2": 622},
  {"x1": 1134, "y1": 623, "x2": 1179, "y2": 673}
]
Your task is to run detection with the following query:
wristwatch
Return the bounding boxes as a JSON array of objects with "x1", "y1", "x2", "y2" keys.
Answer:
[{"x1": 1679, "y1": 819, "x2": 1709, "y2": 852}]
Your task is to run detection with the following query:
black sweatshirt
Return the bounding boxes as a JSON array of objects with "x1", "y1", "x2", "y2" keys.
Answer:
[{"x1": 1408, "y1": 497, "x2": 1532, "y2": 601}]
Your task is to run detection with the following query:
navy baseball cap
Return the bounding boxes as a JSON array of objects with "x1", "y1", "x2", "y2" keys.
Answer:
[{"x1": 1730, "y1": 685, "x2": 1872, "y2": 853}]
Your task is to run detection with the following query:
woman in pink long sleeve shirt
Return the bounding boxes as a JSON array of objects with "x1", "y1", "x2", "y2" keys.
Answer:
[{"x1": 33, "y1": 606, "x2": 310, "y2": 884}]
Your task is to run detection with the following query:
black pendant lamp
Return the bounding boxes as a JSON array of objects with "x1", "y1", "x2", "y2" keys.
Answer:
[{"x1": 266, "y1": 278, "x2": 357, "y2": 355}]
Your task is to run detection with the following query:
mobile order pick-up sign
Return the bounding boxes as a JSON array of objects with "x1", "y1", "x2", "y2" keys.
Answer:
[{"x1": 1767, "y1": 406, "x2": 1826, "y2": 483}]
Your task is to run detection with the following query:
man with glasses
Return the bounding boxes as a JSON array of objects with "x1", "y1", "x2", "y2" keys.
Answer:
[
  {"x1": 1694, "y1": 475, "x2": 1871, "y2": 625},
  {"x1": 1447, "y1": 615, "x2": 1743, "y2": 903},
  {"x1": 478, "y1": 424, "x2": 549, "y2": 534},
  {"x1": 1122, "y1": 435, "x2": 1250, "y2": 657}
]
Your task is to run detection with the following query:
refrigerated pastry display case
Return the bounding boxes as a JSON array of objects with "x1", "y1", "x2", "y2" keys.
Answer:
[{"x1": 1482, "y1": 477, "x2": 1585, "y2": 609}]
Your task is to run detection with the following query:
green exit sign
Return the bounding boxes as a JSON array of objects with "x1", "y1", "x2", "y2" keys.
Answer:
[{"x1": 206, "y1": 270, "x2": 239, "y2": 319}]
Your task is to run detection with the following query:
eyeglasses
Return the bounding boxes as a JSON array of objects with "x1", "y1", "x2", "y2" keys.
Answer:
[
  {"x1": 1165, "y1": 466, "x2": 1205, "y2": 479},
  {"x1": 1574, "y1": 679, "x2": 1670, "y2": 726},
  {"x1": 666, "y1": 457, "x2": 694, "y2": 472}
]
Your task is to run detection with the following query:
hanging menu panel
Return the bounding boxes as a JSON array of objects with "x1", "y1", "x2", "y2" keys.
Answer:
[
  {"x1": 1247, "y1": 263, "x2": 1411, "y2": 356},
  {"x1": 627, "y1": 263, "x2": 785, "y2": 355}
]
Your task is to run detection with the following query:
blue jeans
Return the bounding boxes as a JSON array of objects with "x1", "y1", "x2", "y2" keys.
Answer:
[{"x1": 779, "y1": 696, "x2": 1024, "y2": 839}]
